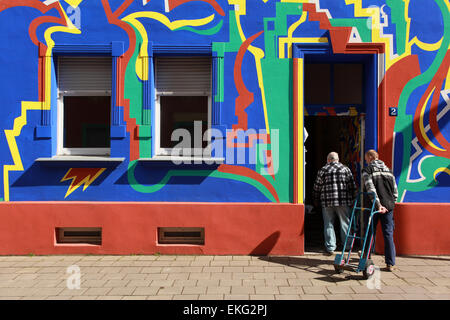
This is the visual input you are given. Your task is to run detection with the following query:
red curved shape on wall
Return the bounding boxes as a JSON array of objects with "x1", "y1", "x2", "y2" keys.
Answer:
[
  {"x1": 167, "y1": 0, "x2": 225, "y2": 16},
  {"x1": 233, "y1": 30, "x2": 264, "y2": 131},
  {"x1": 413, "y1": 50, "x2": 450, "y2": 158},
  {"x1": 218, "y1": 164, "x2": 279, "y2": 203},
  {"x1": 379, "y1": 55, "x2": 421, "y2": 167}
]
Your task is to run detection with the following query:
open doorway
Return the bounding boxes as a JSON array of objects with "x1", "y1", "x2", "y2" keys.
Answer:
[{"x1": 304, "y1": 116, "x2": 362, "y2": 252}]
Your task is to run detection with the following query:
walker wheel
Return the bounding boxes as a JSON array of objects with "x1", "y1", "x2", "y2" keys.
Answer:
[
  {"x1": 363, "y1": 259, "x2": 375, "y2": 279},
  {"x1": 334, "y1": 264, "x2": 343, "y2": 274}
]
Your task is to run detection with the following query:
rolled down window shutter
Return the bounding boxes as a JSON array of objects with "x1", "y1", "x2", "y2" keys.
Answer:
[
  {"x1": 155, "y1": 57, "x2": 211, "y2": 94},
  {"x1": 58, "y1": 57, "x2": 112, "y2": 92}
]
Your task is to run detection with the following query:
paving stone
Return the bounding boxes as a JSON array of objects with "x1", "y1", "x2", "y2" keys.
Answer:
[
  {"x1": 253, "y1": 272, "x2": 275, "y2": 280},
  {"x1": 224, "y1": 294, "x2": 249, "y2": 300},
  {"x1": 242, "y1": 279, "x2": 265, "y2": 287},
  {"x1": 279, "y1": 286, "x2": 303, "y2": 294},
  {"x1": 350, "y1": 294, "x2": 380, "y2": 300},
  {"x1": 255, "y1": 286, "x2": 279, "y2": 294},
  {"x1": 123, "y1": 274, "x2": 147, "y2": 280},
  {"x1": 300, "y1": 294, "x2": 326, "y2": 300},
  {"x1": 377, "y1": 293, "x2": 404, "y2": 300},
  {"x1": 229, "y1": 261, "x2": 249, "y2": 267},
  {"x1": 97, "y1": 296, "x2": 123, "y2": 300},
  {"x1": 207, "y1": 286, "x2": 231, "y2": 294},
  {"x1": 83, "y1": 287, "x2": 112, "y2": 296},
  {"x1": 189, "y1": 273, "x2": 211, "y2": 280},
  {"x1": 108, "y1": 287, "x2": 136, "y2": 296},
  {"x1": 190, "y1": 261, "x2": 211, "y2": 267},
  {"x1": 199, "y1": 294, "x2": 224, "y2": 300},
  {"x1": 232, "y1": 272, "x2": 253, "y2": 280},
  {"x1": 326, "y1": 294, "x2": 353, "y2": 300},
  {"x1": 150, "y1": 279, "x2": 174, "y2": 287},
  {"x1": 31, "y1": 288, "x2": 64, "y2": 296},
  {"x1": 173, "y1": 280, "x2": 198, "y2": 287},
  {"x1": 182, "y1": 286, "x2": 207, "y2": 294},
  {"x1": 145, "y1": 274, "x2": 169, "y2": 280},
  {"x1": 158, "y1": 287, "x2": 183, "y2": 295},
  {"x1": 147, "y1": 295, "x2": 174, "y2": 300},
  {"x1": 275, "y1": 294, "x2": 301, "y2": 300},
  {"x1": 288, "y1": 278, "x2": 312, "y2": 286},
  {"x1": 71, "y1": 296, "x2": 98, "y2": 300},
  {"x1": 326, "y1": 285, "x2": 354, "y2": 294},
  {"x1": 167, "y1": 273, "x2": 190, "y2": 280},
  {"x1": 302, "y1": 286, "x2": 329, "y2": 295},
  {"x1": 202, "y1": 267, "x2": 223, "y2": 273},
  {"x1": 210, "y1": 272, "x2": 232, "y2": 280},
  {"x1": 104, "y1": 280, "x2": 131, "y2": 287},
  {"x1": 220, "y1": 279, "x2": 242, "y2": 286},
  {"x1": 249, "y1": 294, "x2": 275, "y2": 300},
  {"x1": 173, "y1": 294, "x2": 199, "y2": 300},
  {"x1": 133, "y1": 287, "x2": 159, "y2": 295},
  {"x1": 231, "y1": 286, "x2": 255, "y2": 294},
  {"x1": 127, "y1": 280, "x2": 151, "y2": 287},
  {"x1": 378, "y1": 286, "x2": 405, "y2": 294},
  {"x1": 400, "y1": 293, "x2": 432, "y2": 300},
  {"x1": 82, "y1": 280, "x2": 108, "y2": 288}
]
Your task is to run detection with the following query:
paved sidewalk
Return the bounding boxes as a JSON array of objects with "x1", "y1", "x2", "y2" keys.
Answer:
[{"x1": 0, "y1": 253, "x2": 449, "y2": 300}]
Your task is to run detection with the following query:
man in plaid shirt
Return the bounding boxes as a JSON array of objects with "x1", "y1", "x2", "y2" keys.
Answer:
[{"x1": 313, "y1": 152, "x2": 357, "y2": 254}]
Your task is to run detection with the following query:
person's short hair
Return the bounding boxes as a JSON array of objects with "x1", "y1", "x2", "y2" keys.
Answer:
[
  {"x1": 327, "y1": 152, "x2": 339, "y2": 162},
  {"x1": 365, "y1": 149, "x2": 379, "y2": 160}
]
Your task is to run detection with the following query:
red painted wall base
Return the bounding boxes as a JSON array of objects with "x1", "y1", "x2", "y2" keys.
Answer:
[
  {"x1": 375, "y1": 203, "x2": 450, "y2": 256},
  {"x1": 0, "y1": 202, "x2": 304, "y2": 255}
]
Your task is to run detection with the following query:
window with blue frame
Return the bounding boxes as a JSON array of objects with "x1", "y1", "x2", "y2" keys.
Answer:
[{"x1": 56, "y1": 56, "x2": 112, "y2": 156}]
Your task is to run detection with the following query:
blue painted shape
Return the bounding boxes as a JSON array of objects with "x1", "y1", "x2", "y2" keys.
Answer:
[
  {"x1": 35, "y1": 126, "x2": 51, "y2": 139},
  {"x1": 111, "y1": 125, "x2": 127, "y2": 139}
]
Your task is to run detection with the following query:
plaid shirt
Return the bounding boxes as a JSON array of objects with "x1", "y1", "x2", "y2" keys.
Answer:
[{"x1": 313, "y1": 161, "x2": 357, "y2": 207}]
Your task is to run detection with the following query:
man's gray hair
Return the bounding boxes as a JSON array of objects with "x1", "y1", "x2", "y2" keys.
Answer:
[{"x1": 327, "y1": 152, "x2": 339, "y2": 162}]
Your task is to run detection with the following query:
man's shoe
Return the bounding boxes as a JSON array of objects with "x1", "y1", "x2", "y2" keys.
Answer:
[
  {"x1": 386, "y1": 265, "x2": 397, "y2": 272},
  {"x1": 325, "y1": 250, "x2": 335, "y2": 256}
]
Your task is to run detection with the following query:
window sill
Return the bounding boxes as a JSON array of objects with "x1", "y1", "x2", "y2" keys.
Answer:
[
  {"x1": 139, "y1": 156, "x2": 225, "y2": 164},
  {"x1": 36, "y1": 156, "x2": 125, "y2": 162}
]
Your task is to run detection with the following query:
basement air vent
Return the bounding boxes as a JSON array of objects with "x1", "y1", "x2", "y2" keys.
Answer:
[
  {"x1": 158, "y1": 227, "x2": 204, "y2": 245},
  {"x1": 56, "y1": 227, "x2": 102, "y2": 245}
]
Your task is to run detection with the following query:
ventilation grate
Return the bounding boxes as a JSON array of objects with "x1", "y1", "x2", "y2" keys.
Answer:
[
  {"x1": 56, "y1": 227, "x2": 102, "y2": 245},
  {"x1": 158, "y1": 227, "x2": 204, "y2": 245}
]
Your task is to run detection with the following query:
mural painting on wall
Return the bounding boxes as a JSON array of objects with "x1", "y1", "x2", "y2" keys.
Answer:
[{"x1": 0, "y1": 0, "x2": 448, "y2": 204}]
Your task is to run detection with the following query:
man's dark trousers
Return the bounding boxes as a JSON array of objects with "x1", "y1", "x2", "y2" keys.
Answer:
[{"x1": 372, "y1": 210, "x2": 396, "y2": 266}]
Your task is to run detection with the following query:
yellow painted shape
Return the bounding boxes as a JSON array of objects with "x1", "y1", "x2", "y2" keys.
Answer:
[
  {"x1": 345, "y1": 0, "x2": 409, "y2": 69},
  {"x1": 61, "y1": 168, "x2": 106, "y2": 198},
  {"x1": 433, "y1": 167, "x2": 450, "y2": 180},
  {"x1": 297, "y1": 58, "x2": 304, "y2": 203},
  {"x1": 3, "y1": 2, "x2": 81, "y2": 201},
  {"x1": 409, "y1": 36, "x2": 443, "y2": 52},
  {"x1": 64, "y1": 0, "x2": 83, "y2": 8},
  {"x1": 229, "y1": 0, "x2": 271, "y2": 137},
  {"x1": 3, "y1": 102, "x2": 43, "y2": 201},
  {"x1": 122, "y1": 12, "x2": 215, "y2": 81},
  {"x1": 420, "y1": 89, "x2": 446, "y2": 151},
  {"x1": 279, "y1": 37, "x2": 328, "y2": 59}
]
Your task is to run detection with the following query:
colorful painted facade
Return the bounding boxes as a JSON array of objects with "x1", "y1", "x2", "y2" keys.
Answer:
[{"x1": 0, "y1": 0, "x2": 449, "y2": 255}]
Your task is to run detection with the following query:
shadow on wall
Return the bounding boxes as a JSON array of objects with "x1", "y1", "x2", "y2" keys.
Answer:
[{"x1": 249, "y1": 231, "x2": 280, "y2": 255}]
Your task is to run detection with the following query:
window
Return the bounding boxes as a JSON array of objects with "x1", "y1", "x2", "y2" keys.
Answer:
[
  {"x1": 305, "y1": 63, "x2": 363, "y2": 105},
  {"x1": 155, "y1": 57, "x2": 212, "y2": 157},
  {"x1": 57, "y1": 57, "x2": 112, "y2": 156}
]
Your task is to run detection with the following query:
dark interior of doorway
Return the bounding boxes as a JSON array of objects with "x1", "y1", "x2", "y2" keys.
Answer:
[{"x1": 304, "y1": 116, "x2": 360, "y2": 253}]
